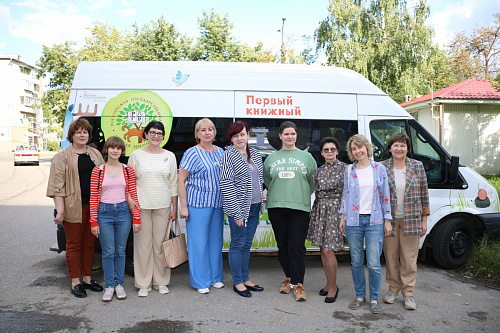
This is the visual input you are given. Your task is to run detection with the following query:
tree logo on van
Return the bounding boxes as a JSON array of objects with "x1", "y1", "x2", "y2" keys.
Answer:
[
  {"x1": 115, "y1": 102, "x2": 156, "y2": 128},
  {"x1": 101, "y1": 90, "x2": 173, "y2": 156}
]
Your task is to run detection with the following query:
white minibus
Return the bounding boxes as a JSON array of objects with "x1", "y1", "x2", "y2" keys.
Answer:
[{"x1": 54, "y1": 61, "x2": 500, "y2": 274}]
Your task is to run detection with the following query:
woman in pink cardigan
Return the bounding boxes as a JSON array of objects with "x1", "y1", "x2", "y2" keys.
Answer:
[{"x1": 90, "y1": 136, "x2": 141, "y2": 302}]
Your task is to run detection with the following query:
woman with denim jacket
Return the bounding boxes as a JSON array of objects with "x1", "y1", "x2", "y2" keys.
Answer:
[
  {"x1": 339, "y1": 134, "x2": 392, "y2": 314},
  {"x1": 220, "y1": 121, "x2": 264, "y2": 297}
]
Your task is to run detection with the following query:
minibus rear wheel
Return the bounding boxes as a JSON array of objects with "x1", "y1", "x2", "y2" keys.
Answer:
[{"x1": 432, "y1": 218, "x2": 474, "y2": 269}]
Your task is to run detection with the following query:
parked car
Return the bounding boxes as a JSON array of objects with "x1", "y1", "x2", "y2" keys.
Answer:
[{"x1": 14, "y1": 145, "x2": 39, "y2": 166}]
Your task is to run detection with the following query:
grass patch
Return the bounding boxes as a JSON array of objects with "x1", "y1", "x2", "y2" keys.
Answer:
[
  {"x1": 462, "y1": 235, "x2": 500, "y2": 288},
  {"x1": 484, "y1": 175, "x2": 500, "y2": 198}
]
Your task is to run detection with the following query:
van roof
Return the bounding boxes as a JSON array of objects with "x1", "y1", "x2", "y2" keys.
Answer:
[{"x1": 72, "y1": 61, "x2": 387, "y2": 95}]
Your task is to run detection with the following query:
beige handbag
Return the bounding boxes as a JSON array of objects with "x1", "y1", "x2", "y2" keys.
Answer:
[{"x1": 162, "y1": 220, "x2": 188, "y2": 268}]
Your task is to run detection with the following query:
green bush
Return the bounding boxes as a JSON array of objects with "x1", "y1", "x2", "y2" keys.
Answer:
[
  {"x1": 485, "y1": 175, "x2": 500, "y2": 198},
  {"x1": 465, "y1": 236, "x2": 500, "y2": 283},
  {"x1": 46, "y1": 140, "x2": 61, "y2": 152}
]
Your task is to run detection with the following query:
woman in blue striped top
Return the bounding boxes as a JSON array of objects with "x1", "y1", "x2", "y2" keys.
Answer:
[
  {"x1": 220, "y1": 121, "x2": 264, "y2": 297},
  {"x1": 178, "y1": 118, "x2": 225, "y2": 294}
]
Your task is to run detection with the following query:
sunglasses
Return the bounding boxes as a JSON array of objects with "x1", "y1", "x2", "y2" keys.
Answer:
[{"x1": 322, "y1": 148, "x2": 337, "y2": 153}]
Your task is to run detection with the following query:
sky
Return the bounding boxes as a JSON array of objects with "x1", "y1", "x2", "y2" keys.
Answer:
[{"x1": 0, "y1": 0, "x2": 499, "y2": 66}]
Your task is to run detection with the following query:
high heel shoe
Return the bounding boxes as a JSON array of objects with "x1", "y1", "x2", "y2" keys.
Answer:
[
  {"x1": 325, "y1": 286, "x2": 339, "y2": 303},
  {"x1": 233, "y1": 285, "x2": 251, "y2": 297},
  {"x1": 319, "y1": 288, "x2": 328, "y2": 296}
]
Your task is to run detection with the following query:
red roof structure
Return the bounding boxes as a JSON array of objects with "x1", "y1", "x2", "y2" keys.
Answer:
[{"x1": 400, "y1": 79, "x2": 500, "y2": 107}]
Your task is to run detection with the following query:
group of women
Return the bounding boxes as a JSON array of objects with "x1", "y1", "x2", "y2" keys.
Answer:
[
  {"x1": 47, "y1": 118, "x2": 429, "y2": 312},
  {"x1": 309, "y1": 133, "x2": 429, "y2": 313}
]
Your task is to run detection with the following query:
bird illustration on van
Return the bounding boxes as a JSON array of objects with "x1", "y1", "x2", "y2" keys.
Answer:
[{"x1": 172, "y1": 71, "x2": 189, "y2": 86}]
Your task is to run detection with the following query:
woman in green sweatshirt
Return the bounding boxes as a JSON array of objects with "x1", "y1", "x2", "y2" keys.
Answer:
[{"x1": 263, "y1": 121, "x2": 317, "y2": 302}]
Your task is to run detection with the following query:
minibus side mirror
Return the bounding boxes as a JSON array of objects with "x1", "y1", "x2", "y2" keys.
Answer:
[{"x1": 449, "y1": 156, "x2": 459, "y2": 182}]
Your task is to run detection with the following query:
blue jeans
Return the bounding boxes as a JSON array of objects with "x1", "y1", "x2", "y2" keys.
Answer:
[
  {"x1": 185, "y1": 206, "x2": 224, "y2": 289},
  {"x1": 97, "y1": 201, "x2": 132, "y2": 288},
  {"x1": 228, "y1": 203, "x2": 261, "y2": 285},
  {"x1": 345, "y1": 215, "x2": 385, "y2": 301}
]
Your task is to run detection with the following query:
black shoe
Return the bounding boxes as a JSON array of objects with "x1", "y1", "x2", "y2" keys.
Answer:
[
  {"x1": 244, "y1": 284, "x2": 264, "y2": 292},
  {"x1": 82, "y1": 279, "x2": 104, "y2": 292},
  {"x1": 233, "y1": 285, "x2": 251, "y2": 297},
  {"x1": 319, "y1": 288, "x2": 328, "y2": 296},
  {"x1": 71, "y1": 284, "x2": 87, "y2": 298},
  {"x1": 325, "y1": 286, "x2": 339, "y2": 303}
]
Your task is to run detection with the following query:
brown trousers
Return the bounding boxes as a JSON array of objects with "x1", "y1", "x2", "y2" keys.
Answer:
[
  {"x1": 62, "y1": 204, "x2": 95, "y2": 279},
  {"x1": 383, "y1": 218, "x2": 420, "y2": 296}
]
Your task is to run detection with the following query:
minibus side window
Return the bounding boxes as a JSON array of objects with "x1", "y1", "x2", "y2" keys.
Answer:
[
  {"x1": 408, "y1": 121, "x2": 446, "y2": 184},
  {"x1": 369, "y1": 119, "x2": 445, "y2": 184},
  {"x1": 238, "y1": 118, "x2": 358, "y2": 166},
  {"x1": 369, "y1": 120, "x2": 406, "y2": 161}
]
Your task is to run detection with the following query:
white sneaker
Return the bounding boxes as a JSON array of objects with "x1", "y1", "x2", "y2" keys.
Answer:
[
  {"x1": 404, "y1": 295, "x2": 417, "y2": 310},
  {"x1": 211, "y1": 282, "x2": 224, "y2": 289},
  {"x1": 383, "y1": 290, "x2": 399, "y2": 304},
  {"x1": 102, "y1": 287, "x2": 114, "y2": 302},
  {"x1": 154, "y1": 285, "x2": 169, "y2": 294},
  {"x1": 115, "y1": 285, "x2": 127, "y2": 300},
  {"x1": 137, "y1": 287, "x2": 151, "y2": 297},
  {"x1": 198, "y1": 288, "x2": 210, "y2": 294}
]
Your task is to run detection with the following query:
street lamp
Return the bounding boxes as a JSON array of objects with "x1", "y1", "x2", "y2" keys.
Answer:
[{"x1": 277, "y1": 18, "x2": 286, "y2": 64}]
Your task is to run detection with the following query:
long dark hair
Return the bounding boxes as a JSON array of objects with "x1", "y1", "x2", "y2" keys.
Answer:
[{"x1": 226, "y1": 121, "x2": 250, "y2": 161}]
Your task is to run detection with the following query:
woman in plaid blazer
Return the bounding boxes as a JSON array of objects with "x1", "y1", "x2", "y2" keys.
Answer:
[{"x1": 381, "y1": 132, "x2": 430, "y2": 311}]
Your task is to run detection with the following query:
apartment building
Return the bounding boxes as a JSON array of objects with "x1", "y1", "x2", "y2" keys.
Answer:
[{"x1": 0, "y1": 53, "x2": 44, "y2": 152}]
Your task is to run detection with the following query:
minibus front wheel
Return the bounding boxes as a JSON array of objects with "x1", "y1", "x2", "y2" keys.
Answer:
[{"x1": 432, "y1": 218, "x2": 474, "y2": 269}]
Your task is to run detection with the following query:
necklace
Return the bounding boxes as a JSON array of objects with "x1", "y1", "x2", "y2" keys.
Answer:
[
  {"x1": 199, "y1": 144, "x2": 219, "y2": 168},
  {"x1": 199, "y1": 143, "x2": 214, "y2": 153},
  {"x1": 106, "y1": 164, "x2": 122, "y2": 178}
]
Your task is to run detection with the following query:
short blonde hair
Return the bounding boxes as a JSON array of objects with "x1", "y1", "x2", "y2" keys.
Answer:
[
  {"x1": 194, "y1": 118, "x2": 216, "y2": 143},
  {"x1": 346, "y1": 134, "x2": 373, "y2": 162}
]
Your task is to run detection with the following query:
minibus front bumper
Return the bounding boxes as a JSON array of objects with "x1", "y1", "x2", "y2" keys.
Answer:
[{"x1": 477, "y1": 213, "x2": 500, "y2": 240}]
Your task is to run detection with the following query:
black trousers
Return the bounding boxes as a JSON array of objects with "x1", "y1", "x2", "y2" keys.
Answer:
[{"x1": 268, "y1": 208, "x2": 310, "y2": 285}]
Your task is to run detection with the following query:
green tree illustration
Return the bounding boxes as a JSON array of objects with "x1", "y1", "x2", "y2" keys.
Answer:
[{"x1": 115, "y1": 101, "x2": 157, "y2": 129}]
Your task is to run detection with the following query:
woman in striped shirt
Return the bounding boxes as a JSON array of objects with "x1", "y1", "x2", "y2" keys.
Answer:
[
  {"x1": 90, "y1": 136, "x2": 141, "y2": 302},
  {"x1": 128, "y1": 121, "x2": 178, "y2": 297},
  {"x1": 178, "y1": 118, "x2": 225, "y2": 294},
  {"x1": 220, "y1": 121, "x2": 264, "y2": 297}
]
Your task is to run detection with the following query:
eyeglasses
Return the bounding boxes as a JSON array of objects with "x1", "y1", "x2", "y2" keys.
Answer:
[
  {"x1": 323, "y1": 148, "x2": 337, "y2": 153},
  {"x1": 148, "y1": 131, "x2": 164, "y2": 137}
]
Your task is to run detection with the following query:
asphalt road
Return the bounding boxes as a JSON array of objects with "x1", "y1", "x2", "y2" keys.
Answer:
[{"x1": 0, "y1": 151, "x2": 499, "y2": 333}]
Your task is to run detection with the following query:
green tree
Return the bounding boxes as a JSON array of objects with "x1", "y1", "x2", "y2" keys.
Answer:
[
  {"x1": 300, "y1": 35, "x2": 318, "y2": 65},
  {"x1": 80, "y1": 21, "x2": 128, "y2": 61},
  {"x1": 191, "y1": 9, "x2": 275, "y2": 63},
  {"x1": 238, "y1": 42, "x2": 277, "y2": 63},
  {"x1": 36, "y1": 42, "x2": 80, "y2": 124},
  {"x1": 316, "y1": 0, "x2": 447, "y2": 102},
  {"x1": 128, "y1": 17, "x2": 192, "y2": 61},
  {"x1": 192, "y1": 9, "x2": 240, "y2": 61},
  {"x1": 448, "y1": 31, "x2": 483, "y2": 82},
  {"x1": 449, "y1": 12, "x2": 500, "y2": 81}
]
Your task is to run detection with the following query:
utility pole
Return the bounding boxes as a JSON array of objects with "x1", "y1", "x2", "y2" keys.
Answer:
[{"x1": 277, "y1": 18, "x2": 286, "y2": 64}]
